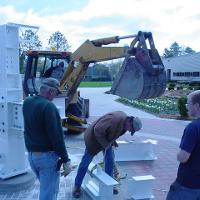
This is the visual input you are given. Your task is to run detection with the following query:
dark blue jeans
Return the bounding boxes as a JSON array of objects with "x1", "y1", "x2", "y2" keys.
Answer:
[
  {"x1": 166, "y1": 181, "x2": 200, "y2": 200},
  {"x1": 75, "y1": 146, "x2": 114, "y2": 187}
]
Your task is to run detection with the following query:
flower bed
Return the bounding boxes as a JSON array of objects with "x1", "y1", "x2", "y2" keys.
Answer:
[{"x1": 117, "y1": 96, "x2": 179, "y2": 115}]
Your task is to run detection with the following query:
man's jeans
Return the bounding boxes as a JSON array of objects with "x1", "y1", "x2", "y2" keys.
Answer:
[
  {"x1": 75, "y1": 146, "x2": 114, "y2": 187},
  {"x1": 28, "y1": 152, "x2": 60, "y2": 200},
  {"x1": 166, "y1": 181, "x2": 200, "y2": 200}
]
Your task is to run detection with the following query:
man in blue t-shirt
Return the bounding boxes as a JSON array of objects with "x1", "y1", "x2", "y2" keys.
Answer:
[{"x1": 166, "y1": 90, "x2": 200, "y2": 200}]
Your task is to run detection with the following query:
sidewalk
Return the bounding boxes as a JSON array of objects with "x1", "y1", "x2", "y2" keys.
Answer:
[
  {"x1": 0, "y1": 88, "x2": 189, "y2": 200},
  {"x1": 0, "y1": 117, "x2": 188, "y2": 200}
]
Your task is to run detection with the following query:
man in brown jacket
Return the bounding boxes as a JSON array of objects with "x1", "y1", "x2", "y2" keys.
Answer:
[{"x1": 72, "y1": 111, "x2": 142, "y2": 198}]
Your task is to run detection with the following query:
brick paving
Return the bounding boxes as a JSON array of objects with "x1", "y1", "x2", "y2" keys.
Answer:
[{"x1": 0, "y1": 117, "x2": 189, "y2": 200}]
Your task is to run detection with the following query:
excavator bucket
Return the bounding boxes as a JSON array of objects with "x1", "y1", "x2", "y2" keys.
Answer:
[
  {"x1": 110, "y1": 57, "x2": 166, "y2": 99},
  {"x1": 110, "y1": 32, "x2": 166, "y2": 100}
]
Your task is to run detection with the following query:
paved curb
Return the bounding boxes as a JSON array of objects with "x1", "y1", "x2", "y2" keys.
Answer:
[{"x1": 0, "y1": 171, "x2": 35, "y2": 192}]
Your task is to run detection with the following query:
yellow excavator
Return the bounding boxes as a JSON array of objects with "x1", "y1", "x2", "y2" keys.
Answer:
[{"x1": 23, "y1": 31, "x2": 166, "y2": 133}]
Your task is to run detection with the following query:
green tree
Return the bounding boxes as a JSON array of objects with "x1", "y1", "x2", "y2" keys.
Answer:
[
  {"x1": 184, "y1": 46, "x2": 195, "y2": 54},
  {"x1": 19, "y1": 29, "x2": 42, "y2": 54},
  {"x1": 19, "y1": 29, "x2": 42, "y2": 73},
  {"x1": 91, "y1": 64, "x2": 111, "y2": 81},
  {"x1": 48, "y1": 31, "x2": 70, "y2": 51},
  {"x1": 169, "y1": 42, "x2": 181, "y2": 57},
  {"x1": 163, "y1": 48, "x2": 174, "y2": 58},
  {"x1": 162, "y1": 42, "x2": 196, "y2": 58},
  {"x1": 108, "y1": 59, "x2": 123, "y2": 80}
]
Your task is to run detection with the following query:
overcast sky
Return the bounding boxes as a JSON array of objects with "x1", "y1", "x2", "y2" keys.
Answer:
[{"x1": 0, "y1": 0, "x2": 199, "y2": 54}]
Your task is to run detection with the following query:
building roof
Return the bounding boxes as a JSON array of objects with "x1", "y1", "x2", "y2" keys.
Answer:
[{"x1": 163, "y1": 52, "x2": 200, "y2": 72}]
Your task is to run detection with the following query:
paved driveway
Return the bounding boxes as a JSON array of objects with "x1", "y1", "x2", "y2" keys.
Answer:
[{"x1": 79, "y1": 87, "x2": 158, "y2": 118}]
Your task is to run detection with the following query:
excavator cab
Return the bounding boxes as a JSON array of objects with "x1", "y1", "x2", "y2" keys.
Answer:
[
  {"x1": 23, "y1": 50, "x2": 87, "y2": 134},
  {"x1": 23, "y1": 50, "x2": 71, "y2": 96}
]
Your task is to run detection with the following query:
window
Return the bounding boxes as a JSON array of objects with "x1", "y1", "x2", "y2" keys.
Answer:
[
  {"x1": 193, "y1": 72, "x2": 200, "y2": 77},
  {"x1": 185, "y1": 72, "x2": 191, "y2": 77}
]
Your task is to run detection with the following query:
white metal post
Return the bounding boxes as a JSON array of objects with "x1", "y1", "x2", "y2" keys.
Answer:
[{"x1": 0, "y1": 24, "x2": 28, "y2": 179}]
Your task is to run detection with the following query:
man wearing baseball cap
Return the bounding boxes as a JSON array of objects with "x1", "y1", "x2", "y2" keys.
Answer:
[
  {"x1": 130, "y1": 116, "x2": 142, "y2": 135},
  {"x1": 42, "y1": 77, "x2": 62, "y2": 95},
  {"x1": 72, "y1": 111, "x2": 142, "y2": 198},
  {"x1": 23, "y1": 78, "x2": 71, "y2": 200}
]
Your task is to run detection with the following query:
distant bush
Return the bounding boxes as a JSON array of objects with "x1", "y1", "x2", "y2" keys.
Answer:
[
  {"x1": 188, "y1": 82, "x2": 200, "y2": 90},
  {"x1": 177, "y1": 96, "x2": 188, "y2": 117},
  {"x1": 168, "y1": 83, "x2": 175, "y2": 91},
  {"x1": 92, "y1": 77, "x2": 111, "y2": 81},
  {"x1": 176, "y1": 85, "x2": 183, "y2": 90},
  {"x1": 195, "y1": 86, "x2": 200, "y2": 90}
]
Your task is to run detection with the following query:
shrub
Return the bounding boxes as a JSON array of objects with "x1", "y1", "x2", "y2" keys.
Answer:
[
  {"x1": 177, "y1": 96, "x2": 188, "y2": 117},
  {"x1": 168, "y1": 83, "x2": 175, "y2": 91},
  {"x1": 189, "y1": 82, "x2": 198, "y2": 90},
  {"x1": 195, "y1": 86, "x2": 200, "y2": 90},
  {"x1": 188, "y1": 86, "x2": 193, "y2": 90},
  {"x1": 92, "y1": 77, "x2": 111, "y2": 81},
  {"x1": 176, "y1": 85, "x2": 183, "y2": 90}
]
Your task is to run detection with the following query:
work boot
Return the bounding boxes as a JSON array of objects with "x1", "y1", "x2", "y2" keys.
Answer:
[
  {"x1": 72, "y1": 186, "x2": 81, "y2": 198},
  {"x1": 113, "y1": 187, "x2": 119, "y2": 195}
]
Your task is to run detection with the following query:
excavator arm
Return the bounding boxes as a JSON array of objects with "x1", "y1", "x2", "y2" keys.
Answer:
[{"x1": 60, "y1": 31, "x2": 166, "y2": 107}]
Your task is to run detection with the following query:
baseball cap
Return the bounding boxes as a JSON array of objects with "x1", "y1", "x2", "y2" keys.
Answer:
[
  {"x1": 131, "y1": 116, "x2": 142, "y2": 136},
  {"x1": 42, "y1": 78, "x2": 61, "y2": 94}
]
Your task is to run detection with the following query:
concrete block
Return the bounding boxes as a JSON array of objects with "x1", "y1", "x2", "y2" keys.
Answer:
[
  {"x1": 83, "y1": 162, "x2": 118, "y2": 200},
  {"x1": 128, "y1": 175, "x2": 155, "y2": 199},
  {"x1": 114, "y1": 139, "x2": 157, "y2": 161}
]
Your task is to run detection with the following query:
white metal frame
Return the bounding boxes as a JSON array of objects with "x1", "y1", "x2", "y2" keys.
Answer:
[
  {"x1": 0, "y1": 23, "x2": 28, "y2": 179},
  {"x1": 83, "y1": 162, "x2": 118, "y2": 200}
]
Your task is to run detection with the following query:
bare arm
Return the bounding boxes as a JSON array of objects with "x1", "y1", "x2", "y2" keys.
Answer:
[{"x1": 177, "y1": 148, "x2": 191, "y2": 163}]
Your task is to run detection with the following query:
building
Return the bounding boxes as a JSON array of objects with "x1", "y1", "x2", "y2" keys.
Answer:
[{"x1": 163, "y1": 52, "x2": 200, "y2": 82}]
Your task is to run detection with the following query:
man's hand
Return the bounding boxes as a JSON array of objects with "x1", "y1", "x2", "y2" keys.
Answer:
[
  {"x1": 61, "y1": 161, "x2": 72, "y2": 177},
  {"x1": 112, "y1": 140, "x2": 118, "y2": 148}
]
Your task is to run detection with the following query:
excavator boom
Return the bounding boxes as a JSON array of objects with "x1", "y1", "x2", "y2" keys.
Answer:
[{"x1": 60, "y1": 31, "x2": 166, "y2": 105}]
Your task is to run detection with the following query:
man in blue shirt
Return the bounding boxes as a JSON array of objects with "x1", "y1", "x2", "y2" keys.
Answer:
[{"x1": 166, "y1": 90, "x2": 200, "y2": 200}]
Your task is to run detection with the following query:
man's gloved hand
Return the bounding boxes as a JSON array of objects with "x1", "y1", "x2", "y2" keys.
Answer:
[
  {"x1": 112, "y1": 140, "x2": 119, "y2": 148},
  {"x1": 61, "y1": 161, "x2": 72, "y2": 177}
]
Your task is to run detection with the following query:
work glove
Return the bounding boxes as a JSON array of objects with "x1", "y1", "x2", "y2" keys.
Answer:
[
  {"x1": 112, "y1": 140, "x2": 119, "y2": 148},
  {"x1": 61, "y1": 161, "x2": 72, "y2": 177}
]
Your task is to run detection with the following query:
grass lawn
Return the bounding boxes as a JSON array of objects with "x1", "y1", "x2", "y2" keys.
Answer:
[{"x1": 79, "y1": 81, "x2": 112, "y2": 87}]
